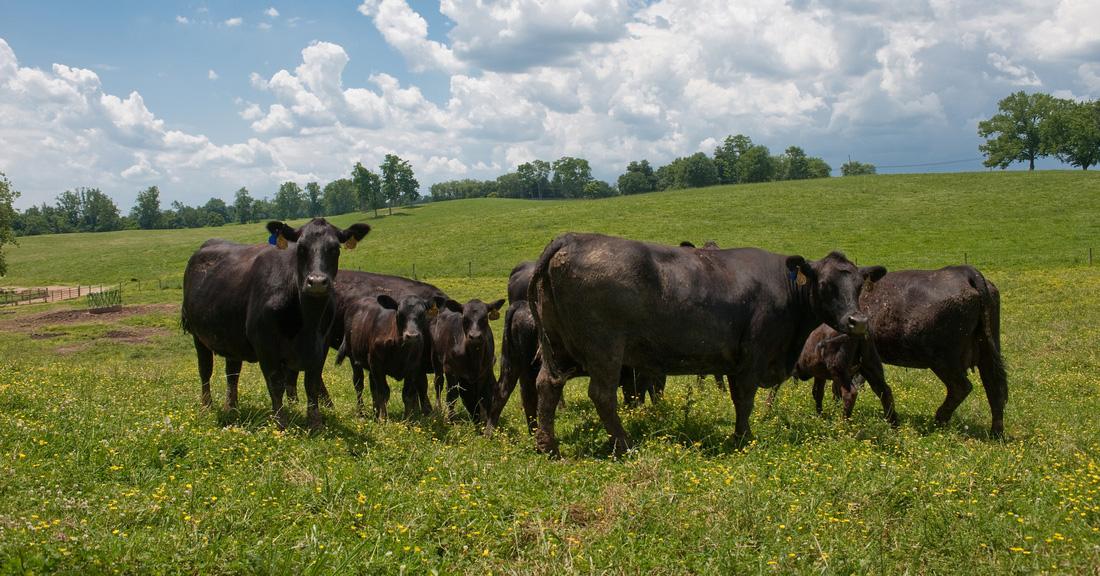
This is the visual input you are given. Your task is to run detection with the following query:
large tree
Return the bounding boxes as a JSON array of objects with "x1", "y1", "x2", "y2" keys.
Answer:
[
  {"x1": 783, "y1": 146, "x2": 809, "y2": 180},
  {"x1": 841, "y1": 160, "x2": 877, "y2": 176},
  {"x1": 352, "y1": 162, "x2": 382, "y2": 217},
  {"x1": 0, "y1": 172, "x2": 18, "y2": 276},
  {"x1": 978, "y1": 91, "x2": 1058, "y2": 171},
  {"x1": 380, "y1": 154, "x2": 418, "y2": 214},
  {"x1": 79, "y1": 188, "x2": 121, "y2": 232},
  {"x1": 322, "y1": 178, "x2": 358, "y2": 215},
  {"x1": 736, "y1": 145, "x2": 775, "y2": 183},
  {"x1": 713, "y1": 134, "x2": 754, "y2": 184},
  {"x1": 274, "y1": 181, "x2": 304, "y2": 220},
  {"x1": 551, "y1": 156, "x2": 593, "y2": 199},
  {"x1": 202, "y1": 197, "x2": 229, "y2": 226},
  {"x1": 305, "y1": 182, "x2": 323, "y2": 217},
  {"x1": 617, "y1": 160, "x2": 658, "y2": 195},
  {"x1": 233, "y1": 187, "x2": 253, "y2": 224},
  {"x1": 1044, "y1": 99, "x2": 1100, "y2": 170},
  {"x1": 516, "y1": 159, "x2": 551, "y2": 199},
  {"x1": 131, "y1": 186, "x2": 162, "y2": 230}
]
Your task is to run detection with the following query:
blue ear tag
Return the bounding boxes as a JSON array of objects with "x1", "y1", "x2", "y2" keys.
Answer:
[{"x1": 788, "y1": 270, "x2": 798, "y2": 284}]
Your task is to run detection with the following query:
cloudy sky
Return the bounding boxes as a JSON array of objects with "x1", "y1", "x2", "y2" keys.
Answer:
[{"x1": 1, "y1": 1, "x2": 1097, "y2": 209}]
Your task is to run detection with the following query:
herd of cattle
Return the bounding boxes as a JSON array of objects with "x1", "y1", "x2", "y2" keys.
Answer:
[{"x1": 180, "y1": 217, "x2": 1007, "y2": 455}]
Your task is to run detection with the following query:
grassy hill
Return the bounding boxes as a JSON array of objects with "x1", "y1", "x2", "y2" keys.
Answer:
[{"x1": 1, "y1": 171, "x2": 1099, "y2": 574}]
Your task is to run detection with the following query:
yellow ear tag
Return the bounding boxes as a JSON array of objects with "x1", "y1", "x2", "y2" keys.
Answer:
[
  {"x1": 344, "y1": 237, "x2": 358, "y2": 250},
  {"x1": 863, "y1": 277, "x2": 874, "y2": 293},
  {"x1": 488, "y1": 309, "x2": 501, "y2": 321},
  {"x1": 427, "y1": 303, "x2": 439, "y2": 320},
  {"x1": 276, "y1": 234, "x2": 288, "y2": 250},
  {"x1": 796, "y1": 269, "x2": 807, "y2": 286}
]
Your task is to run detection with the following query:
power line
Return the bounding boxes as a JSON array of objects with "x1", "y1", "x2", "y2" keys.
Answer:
[{"x1": 875, "y1": 157, "x2": 983, "y2": 169}]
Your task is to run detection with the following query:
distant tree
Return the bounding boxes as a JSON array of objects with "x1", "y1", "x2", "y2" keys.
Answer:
[
  {"x1": 78, "y1": 188, "x2": 121, "y2": 232},
  {"x1": 805, "y1": 157, "x2": 833, "y2": 179},
  {"x1": 516, "y1": 160, "x2": 552, "y2": 199},
  {"x1": 737, "y1": 145, "x2": 775, "y2": 183},
  {"x1": 617, "y1": 160, "x2": 658, "y2": 194},
  {"x1": 1044, "y1": 99, "x2": 1100, "y2": 170},
  {"x1": 841, "y1": 160, "x2": 877, "y2": 176},
  {"x1": 305, "y1": 182, "x2": 323, "y2": 217},
  {"x1": 352, "y1": 162, "x2": 382, "y2": 217},
  {"x1": 783, "y1": 146, "x2": 810, "y2": 180},
  {"x1": 274, "y1": 181, "x2": 304, "y2": 220},
  {"x1": 202, "y1": 197, "x2": 229, "y2": 226},
  {"x1": 581, "y1": 180, "x2": 616, "y2": 199},
  {"x1": 682, "y1": 152, "x2": 719, "y2": 188},
  {"x1": 379, "y1": 154, "x2": 419, "y2": 214},
  {"x1": 551, "y1": 156, "x2": 593, "y2": 198},
  {"x1": 713, "y1": 134, "x2": 754, "y2": 184},
  {"x1": 978, "y1": 91, "x2": 1058, "y2": 171},
  {"x1": 0, "y1": 172, "x2": 18, "y2": 276},
  {"x1": 131, "y1": 186, "x2": 162, "y2": 230},
  {"x1": 322, "y1": 178, "x2": 358, "y2": 215},
  {"x1": 251, "y1": 197, "x2": 275, "y2": 221},
  {"x1": 55, "y1": 190, "x2": 82, "y2": 232},
  {"x1": 233, "y1": 187, "x2": 253, "y2": 224},
  {"x1": 495, "y1": 172, "x2": 525, "y2": 198},
  {"x1": 397, "y1": 163, "x2": 420, "y2": 206}
]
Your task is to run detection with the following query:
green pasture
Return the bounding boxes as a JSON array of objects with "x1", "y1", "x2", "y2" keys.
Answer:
[{"x1": 1, "y1": 171, "x2": 1098, "y2": 574}]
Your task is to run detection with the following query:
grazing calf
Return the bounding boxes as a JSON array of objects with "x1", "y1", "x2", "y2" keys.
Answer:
[
  {"x1": 331, "y1": 271, "x2": 449, "y2": 416},
  {"x1": 530, "y1": 232, "x2": 889, "y2": 455},
  {"x1": 181, "y1": 219, "x2": 370, "y2": 429},
  {"x1": 335, "y1": 294, "x2": 442, "y2": 419},
  {"x1": 432, "y1": 298, "x2": 506, "y2": 424}
]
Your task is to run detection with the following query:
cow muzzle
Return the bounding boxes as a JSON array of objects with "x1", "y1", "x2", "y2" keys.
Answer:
[
  {"x1": 845, "y1": 314, "x2": 869, "y2": 336},
  {"x1": 303, "y1": 274, "x2": 331, "y2": 296}
]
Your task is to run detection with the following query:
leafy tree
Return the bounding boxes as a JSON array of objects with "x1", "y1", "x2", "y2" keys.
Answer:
[
  {"x1": 581, "y1": 180, "x2": 616, "y2": 199},
  {"x1": 978, "y1": 91, "x2": 1058, "y2": 171},
  {"x1": 305, "y1": 182, "x2": 323, "y2": 217},
  {"x1": 233, "y1": 187, "x2": 253, "y2": 224},
  {"x1": 495, "y1": 172, "x2": 525, "y2": 198},
  {"x1": 617, "y1": 160, "x2": 658, "y2": 194},
  {"x1": 841, "y1": 160, "x2": 877, "y2": 176},
  {"x1": 78, "y1": 188, "x2": 121, "y2": 232},
  {"x1": 352, "y1": 162, "x2": 382, "y2": 217},
  {"x1": 322, "y1": 178, "x2": 358, "y2": 215},
  {"x1": 682, "y1": 152, "x2": 719, "y2": 188},
  {"x1": 784, "y1": 146, "x2": 810, "y2": 180},
  {"x1": 713, "y1": 134, "x2": 754, "y2": 184},
  {"x1": 252, "y1": 197, "x2": 275, "y2": 221},
  {"x1": 203, "y1": 197, "x2": 229, "y2": 226},
  {"x1": 55, "y1": 190, "x2": 82, "y2": 232},
  {"x1": 805, "y1": 157, "x2": 833, "y2": 179},
  {"x1": 551, "y1": 156, "x2": 593, "y2": 199},
  {"x1": 516, "y1": 160, "x2": 551, "y2": 199},
  {"x1": 0, "y1": 172, "x2": 18, "y2": 276},
  {"x1": 1044, "y1": 99, "x2": 1100, "y2": 170},
  {"x1": 379, "y1": 154, "x2": 418, "y2": 214},
  {"x1": 131, "y1": 186, "x2": 162, "y2": 230},
  {"x1": 274, "y1": 181, "x2": 304, "y2": 220},
  {"x1": 736, "y1": 145, "x2": 775, "y2": 183},
  {"x1": 397, "y1": 163, "x2": 419, "y2": 205}
]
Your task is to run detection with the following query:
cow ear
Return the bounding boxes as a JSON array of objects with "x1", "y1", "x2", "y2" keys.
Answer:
[
  {"x1": 679, "y1": 241, "x2": 696, "y2": 248},
  {"x1": 487, "y1": 298, "x2": 505, "y2": 320},
  {"x1": 266, "y1": 221, "x2": 298, "y2": 248},
  {"x1": 860, "y1": 265, "x2": 887, "y2": 283},
  {"x1": 785, "y1": 255, "x2": 814, "y2": 286},
  {"x1": 427, "y1": 296, "x2": 446, "y2": 319},
  {"x1": 443, "y1": 299, "x2": 464, "y2": 313},
  {"x1": 376, "y1": 294, "x2": 399, "y2": 310},
  {"x1": 338, "y1": 223, "x2": 371, "y2": 249}
]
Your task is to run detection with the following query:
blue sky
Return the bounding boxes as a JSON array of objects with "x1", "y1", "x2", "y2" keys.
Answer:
[{"x1": 2, "y1": 1, "x2": 1098, "y2": 209}]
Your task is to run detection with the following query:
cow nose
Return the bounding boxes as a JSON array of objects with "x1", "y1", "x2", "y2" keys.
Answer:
[
  {"x1": 846, "y1": 314, "x2": 868, "y2": 336},
  {"x1": 304, "y1": 274, "x2": 330, "y2": 294},
  {"x1": 403, "y1": 330, "x2": 421, "y2": 342},
  {"x1": 467, "y1": 333, "x2": 484, "y2": 347}
]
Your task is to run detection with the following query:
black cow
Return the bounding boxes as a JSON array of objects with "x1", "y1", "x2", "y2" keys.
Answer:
[
  {"x1": 181, "y1": 219, "x2": 370, "y2": 429},
  {"x1": 432, "y1": 298, "x2": 506, "y2": 424},
  {"x1": 862, "y1": 266, "x2": 1006, "y2": 437},
  {"x1": 789, "y1": 323, "x2": 877, "y2": 417},
  {"x1": 331, "y1": 270, "x2": 448, "y2": 416},
  {"x1": 529, "y1": 232, "x2": 888, "y2": 455},
  {"x1": 335, "y1": 294, "x2": 444, "y2": 419}
]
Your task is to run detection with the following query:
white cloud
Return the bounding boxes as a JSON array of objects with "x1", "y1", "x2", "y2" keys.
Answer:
[
  {"x1": 1078, "y1": 63, "x2": 1100, "y2": 94},
  {"x1": 265, "y1": 7, "x2": 280, "y2": 18},
  {"x1": 207, "y1": 69, "x2": 219, "y2": 81},
  {"x1": 258, "y1": 22, "x2": 272, "y2": 30},
  {"x1": 224, "y1": 17, "x2": 243, "y2": 27},
  {"x1": 358, "y1": 0, "x2": 462, "y2": 73},
  {"x1": 987, "y1": 53, "x2": 1041, "y2": 86},
  {"x1": 175, "y1": 15, "x2": 190, "y2": 24}
]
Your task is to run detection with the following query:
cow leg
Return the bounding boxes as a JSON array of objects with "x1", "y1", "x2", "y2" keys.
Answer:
[
  {"x1": 588, "y1": 349, "x2": 631, "y2": 456},
  {"x1": 931, "y1": 365, "x2": 973, "y2": 427},
  {"x1": 519, "y1": 368, "x2": 539, "y2": 434},
  {"x1": 369, "y1": 371, "x2": 390, "y2": 420},
  {"x1": 534, "y1": 364, "x2": 566, "y2": 456},
  {"x1": 490, "y1": 362, "x2": 521, "y2": 430},
  {"x1": 714, "y1": 374, "x2": 725, "y2": 390},
  {"x1": 812, "y1": 376, "x2": 826, "y2": 414},
  {"x1": 401, "y1": 377, "x2": 419, "y2": 420},
  {"x1": 416, "y1": 372, "x2": 433, "y2": 416},
  {"x1": 224, "y1": 358, "x2": 242, "y2": 411},
  {"x1": 303, "y1": 369, "x2": 324, "y2": 431},
  {"x1": 647, "y1": 373, "x2": 666, "y2": 402},
  {"x1": 728, "y1": 374, "x2": 757, "y2": 442},
  {"x1": 620, "y1": 368, "x2": 640, "y2": 408},
  {"x1": 261, "y1": 366, "x2": 289, "y2": 430},
  {"x1": 978, "y1": 352, "x2": 1008, "y2": 439},
  {"x1": 194, "y1": 336, "x2": 214, "y2": 408},
  {"x1": 318, "y1": 378, "x2": 335, "y2": 409},
  {"x1": 444, "y1": 374, "x2": 463, "y2": 422},
  {"x1": 836, "y1": 375, "x2": 858, "y2": 419},
  {"x1": 352, "y1": 364, "x2": 366, "y2": 417},
  {"x1": 285, "y1": 370, "x2": 299, "y2": 403},
  {"x1": 458, "y1": 378, "x2": 482, "y2": 423},
  {"x1": 858, "y1": 347, "x2": 897, "y2": 425},
  {"x1": 433, "y1": 371, "x2": 446, "y2": 414}
]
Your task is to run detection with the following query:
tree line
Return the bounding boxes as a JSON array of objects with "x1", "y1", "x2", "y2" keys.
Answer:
[
  {"x1": 430, "y1": 134, "x2": 862, "y2": 201},
  {"x1": 8, "y1": 154, "x2": 420, "y2": 237},
  {"x1": 979, "y1": 91, "x2": 1100, "y2": 170}
]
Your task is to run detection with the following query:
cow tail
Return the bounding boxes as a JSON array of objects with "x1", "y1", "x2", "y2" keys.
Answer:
[
  {"x1": 969, "y1": 268, "x2": 1007, "y2": 407},
  {"x1": 334, "y1": 334, "x2": 349, "y2": 366},
  {"x1": 529, "y1": 234, "x2": 570, "y2": 380},
  {"x1": 498, "y1": 303, "x2": 516, "y2": 385}
]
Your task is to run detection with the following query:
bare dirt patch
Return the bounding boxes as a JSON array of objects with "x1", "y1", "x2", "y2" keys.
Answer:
[{"x1": 0, "y1": 304, "x2": 177, "y2": 333}]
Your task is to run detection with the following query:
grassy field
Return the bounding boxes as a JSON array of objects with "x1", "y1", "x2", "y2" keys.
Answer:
[{"x1": 1, "y1": 171, "x2": 1098, "y2": 574}]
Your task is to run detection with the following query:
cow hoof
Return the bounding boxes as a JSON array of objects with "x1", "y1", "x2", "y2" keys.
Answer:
[
  {"x1": 535, "y1": 435, "x2": 560, "y2": 458},
  {"x1": 609, "y1": 437, "x2": 633, "y2": 457},
  {"x1": 990, "y1": 422, "x2": 1005, "y2": 440},
  {"x1": 273, "y1": 412, "x2": 289, "y2": 431}
]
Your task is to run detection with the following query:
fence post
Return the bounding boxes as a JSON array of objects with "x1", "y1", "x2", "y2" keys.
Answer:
[
  {"x1": 964, "y1": 252, "x2": 968, "y2": 265},
  {"x1": 413, "y1": 263, "x2": 417, "y2": 280},
  {"x1": 468, "y1": 261, "x2": 472, "y2": 277},
  {"x1": 1090, "y1": 247, "x2": 1093, "y2": 266}
]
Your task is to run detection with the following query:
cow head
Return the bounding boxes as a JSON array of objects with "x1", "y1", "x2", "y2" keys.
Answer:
[
  {"x1": 267, "y1": 219, "x2": 371, "y2": 298},
  {"x1": 455, "y1": 298, "x2": 506, "y2": 352},
  {"x1": 377, "y1": 294, "x2": 445, "y2": 346},
  {"x1": 787, "y1": 252, "x2": 886, "y2": 336}
]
